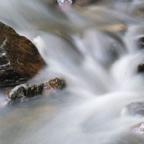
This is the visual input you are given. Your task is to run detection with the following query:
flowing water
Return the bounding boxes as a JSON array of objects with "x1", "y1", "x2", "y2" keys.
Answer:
[{"x1": 1, "y1": 0, "x2": 144, "y2": 144}]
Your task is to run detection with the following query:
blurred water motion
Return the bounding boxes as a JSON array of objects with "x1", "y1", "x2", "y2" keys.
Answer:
[{"x1": 1, "y1": 0, "x2": 144, "y2": 144}]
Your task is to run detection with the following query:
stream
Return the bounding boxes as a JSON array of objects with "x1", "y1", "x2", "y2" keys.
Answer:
[{"x1": 1, "y1": 0, "x2": 144, "y2": 144}]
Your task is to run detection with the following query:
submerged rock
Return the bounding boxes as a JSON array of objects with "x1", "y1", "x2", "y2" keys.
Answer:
[
  {"x1": 7, "y1": 78, "x2": 66, "y2": 100},
  {"x1": 0, "y1": 21, "x2": 46, "y2": 87},
  {"x1": 122, "y1": 102, "x2": 144, "y2": 116}
]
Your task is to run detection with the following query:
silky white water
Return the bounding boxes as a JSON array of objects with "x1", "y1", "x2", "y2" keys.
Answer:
[{"x1": 0, "y1": 0, "x2": 144, "y2": 144}]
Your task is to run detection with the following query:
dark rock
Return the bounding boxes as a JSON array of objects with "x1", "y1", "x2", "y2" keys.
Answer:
[
  {"x1": 0, "y1": 21, "x2": 46, "y2": 87},
  {"x1": 138, "y1": 63, "x2": 144, "y2": 73},
  {"x1": 48, "y1": 77, "x2": 66, "y2": 89},
  {"x1": 7, "y1": 78, "x2": 66, "y2": 100},
  {"x1": 138, "y1": 37, "x2": 144, "y2": 49}
]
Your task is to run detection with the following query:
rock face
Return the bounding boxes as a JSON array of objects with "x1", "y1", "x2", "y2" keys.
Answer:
[
  {"x1": 7, "y1": 78, "x2": 66, "y2": 100},
  {"x1": 0, "y1": 21, "x2": 46, "y2": 87}
]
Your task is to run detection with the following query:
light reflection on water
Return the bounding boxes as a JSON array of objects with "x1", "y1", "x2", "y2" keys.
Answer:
[{"x1": 1, "y1": 0, "x2": 144, "y2": 144}]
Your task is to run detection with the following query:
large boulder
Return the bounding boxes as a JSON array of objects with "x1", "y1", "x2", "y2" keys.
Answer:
[{"x1": 0, "y1": 21, "x2": 46, "y2": 87}]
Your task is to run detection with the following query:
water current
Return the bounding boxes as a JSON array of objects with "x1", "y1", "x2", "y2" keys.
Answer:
[{"x1": 1, "y1": 0, "x2": 144, "y2": 144}]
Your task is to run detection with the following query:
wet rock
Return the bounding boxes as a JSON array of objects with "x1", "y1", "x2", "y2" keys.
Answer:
[
  {"x1": 122, "y1": 102, "x2": 144, "y2": 116},
  {"x1": 57, "y1": 0, "x2": 73, "y2": 6},
  {"x1": 138, "y1": 37, "x2": 144, "y2": 49},
  {"x1": 130, "y1": 121, "x2": 144, "y2": 136},
  {"x1": 0, "y1": 21, "x2": 46, "y2": 87},
  {"x1": 138, "y1": 63, "x2": 144, "y2": 73},
  {"x1": 7, "y1": 78, "x2": 66, "y2": 100}
]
